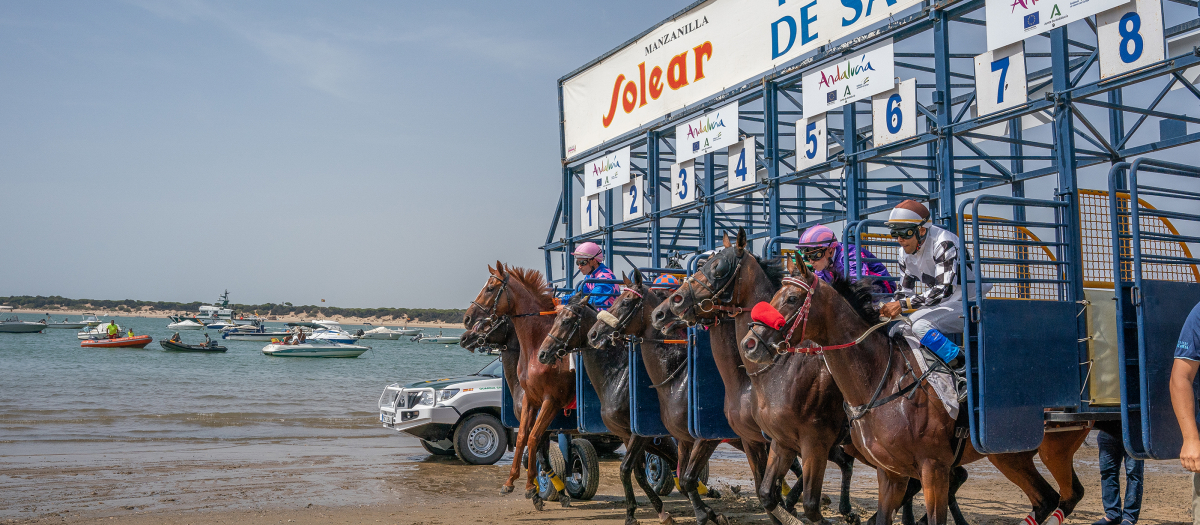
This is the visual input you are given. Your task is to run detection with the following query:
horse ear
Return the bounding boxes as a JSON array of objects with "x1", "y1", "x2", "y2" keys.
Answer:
[
  {"x1": 633, "y1": 268, "x2": 644, "y2": 287},
  {"x1": 494, "y1": 260, "x2": 505, "y2": 276},
  {"x1": 736, "y1": 227, "x2": 747, "y2": 253},
  {"x1": 622, "y1": 272, "x2": 631, "y2": 286},
  {"x1": 796, "y1": 254, "x2": 814, "y2": 279},
  {"x1": 722, "y1": 232, "x2": 732, "y2": 248}
]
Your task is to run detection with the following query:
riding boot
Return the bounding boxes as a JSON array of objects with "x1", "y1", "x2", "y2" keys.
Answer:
[{"x1": 920, "y1": 329, "x2": 967, "y2": 403}]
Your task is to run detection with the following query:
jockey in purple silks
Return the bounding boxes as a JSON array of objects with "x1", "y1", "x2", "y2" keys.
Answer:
[
  {"x1": 558, "y1": 242, "x2": 617, "y2": 311},
  {"x1": 796, "y1": 224, "x2": 895, "y2": 295}
]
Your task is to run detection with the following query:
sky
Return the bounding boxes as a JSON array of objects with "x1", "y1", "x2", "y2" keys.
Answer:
[{"x1": 0, "y1": 1, "x2": 684, "y2": 309}]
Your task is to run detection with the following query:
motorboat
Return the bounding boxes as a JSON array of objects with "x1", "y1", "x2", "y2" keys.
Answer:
[
  {"x1": 394, "y1": 327, "x2": 424, "y2": 336},
  {"x1": 78, "y1": 322, "x2": 122, "y2": 340},
  {"x1": 358, "y1": 326, "x2": 408, "y2": 340},
  {"x1": 310, "y1": 328, "x2": 359, "y2": 345},
  {"x1": 0, "y1": 317, "x2": 47, "y2": 333},
  {"x1": 81, "y1": 335, "x2": 153, "y2": 348},
  {"x1": 43, "y1": 317, "x2": 87, "y2": 329},
  {"x1": 416, "y1": 331, "x2": 461, "y2": 344},
  {"x1": 160, "y1": 338, "x2": 227, "y2": 352},
  {"x1": 167, "y1": 319, "x2": 205, "y2": 330},
  {"x1": 222, "y1": 325, "x2": 292, "y2": 341},
  {"x1": 81, "y1": 313, "x2": 102, "y2": 327},
  {"x1": 204, "y1": 322, "x2": 234, "y2": 330},
  {"x1": 261, "y1": 342, "x2": 369, "y2": 358}
]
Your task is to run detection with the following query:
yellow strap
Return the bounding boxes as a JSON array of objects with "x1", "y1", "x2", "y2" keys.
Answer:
[
  {"x1": 781, "y1": 482, "x2": 790, "y2": 497},
  {"x1": 549, "y1": 474, "x2": 565, "y2": 492},
  {"x1": 697, "y1": 480, "x2": 709, "y2": 495}
]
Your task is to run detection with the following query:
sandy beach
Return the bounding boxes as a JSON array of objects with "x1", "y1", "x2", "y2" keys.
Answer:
[
  {"x1": 7, "y1": 308, "x2": 461, "y2": 329},
  {"x1": 1, "y1": 431, "x2": 1193, "y2": 525}
]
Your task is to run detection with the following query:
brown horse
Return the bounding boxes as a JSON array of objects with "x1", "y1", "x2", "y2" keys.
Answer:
[
  {"x1": 587, "y1": 269, "x2": 732, "y2": 525},
  {"x1": 740, "y1": 257, "x2": 1089, "y2": 525},
  {"x1": 463, "y1": 262, "x2": 574, "y2": 510},
  {"x1": 460, "y1": 316, "x2": 522, "y2": 421},
  {"x1": 650, "y1": 230, "x2": 855, "y2": 525},
  {"x1": 538, "y1": 294, "x2": 682, "y2": 525}
]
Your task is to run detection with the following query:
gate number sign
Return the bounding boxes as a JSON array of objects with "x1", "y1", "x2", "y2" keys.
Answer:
[
  {"x1": 623, "y1": 176, "x2": 644, "y2": 221},
  {"x1": 1097, "y1": 0, "x2": 1164, "y2": 79},
  {"x1": 871, "y1": 78, "x2": 917, "y2": 147},
  {"x1": 671, "y1": 160, "x2": 696, "y2": 208},
  {"x1": 727, "y1": 137, "x2": 758, "y2": 191},
  {"x1": 795, "y1": 114, "x2": 828, "y2": 171},
  {"x1": 973, "y1": 43, "x2": 1027, "y2": 117},
  {"x1": 580, "y1": 194, "x2": 600, "y2": 234}
]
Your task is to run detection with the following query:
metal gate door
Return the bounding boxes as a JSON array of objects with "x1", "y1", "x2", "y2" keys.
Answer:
[
  {"x1": 629, "y1": 343, "x2": 671, "y2": 436},
  {"x1": 688, "y1": 328, "x2": 737, "y2": 439},
  {"x1": 576, "y1": 359, "x2": 610, "y2": 433},
  {"x1": 501, "y1": 365, "x2": 577, "y2": 431},
  {"x1": 1110, "y1": 158, "x2": 1200, "y2": 460}
]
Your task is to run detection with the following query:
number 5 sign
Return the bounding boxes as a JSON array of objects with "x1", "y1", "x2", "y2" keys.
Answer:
[
  {"x1": 580, "y1": 194, "x2": 600, "y2": 234},
  {"x1": 795, "y1": 114, "x2": 827, "y2": 171},
  {"x1": 671, "y1": 160, "x2": 696, "y2": 208},
  {"x1": 1098, "y1": 0, "x2": 1164, "y2": 79},
  {"x1": 974, "y1": 43, "x2": 1027, "y2": 117},
  {"x1": 871, "y1": 78, "x2": 917, "y2": 147}
]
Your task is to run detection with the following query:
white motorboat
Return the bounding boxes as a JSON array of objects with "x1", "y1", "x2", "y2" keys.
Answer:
[
  {"x1": 167, "y1": 319, "x2": 205, "y2": 330},
  {"x1": 261, "y1": 342, "x2": 369, "y2": 358},
  {"x1": 43, "y1": 317, "x2": 87, "y2": 329},
  {"x1": 78, "y1": 322, "x2": 122, "y2": 340},
  {"x1": 358, "y1": 326, "x2": 407, "y2": 340},
  {"x1": 81, "y1": 313, "x2": 102, "y2": 327},
  {"x1": 416, "y1": 331, "x2": 461, "y2": 344},
  {"x1": 0, "y1": 317, "x2": 47, "y2": 333},
  {"x1": 310, "y1": 329, "x2": 359, "y2": 345},
  {"x1": 222, "y1": 324, "x2": 291, "y2": 341},
  {"x1": 394, "y1": 327, "x2": 424, "y2": 336}
]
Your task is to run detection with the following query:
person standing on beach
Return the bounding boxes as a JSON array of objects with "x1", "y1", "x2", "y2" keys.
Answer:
[{"x1": 1170, "y1": 300, "x2": 1200, "y2": 525}]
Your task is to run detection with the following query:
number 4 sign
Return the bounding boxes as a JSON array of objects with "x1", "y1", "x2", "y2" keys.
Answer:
[
  {"x1": 871, "y1": 78, "x2": 917, "y2": 147},
  {"x1": 580, "y1": 194, "x2": 600, "y2": 234},
  {"x1": 727, "y1": 138, "x2": 757, "y2": 191},
  {"x1": 1098, "y1": 0, "x2": 1164, "y2": 79},
  {"x1": 795, "y1": 114, "x2": 827, "y2": 171},
  {"x1": 671, "y1": 160, "x2": 696, "y2": 208},
  {"x1": 973, "y1": 43, "x2": 1027, "y2": 117}
]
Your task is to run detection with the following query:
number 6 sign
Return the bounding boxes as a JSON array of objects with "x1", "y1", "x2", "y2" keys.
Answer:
[
  {"x1": 871, "y1": 78, "x2": 917, "y2": 146},
  {"x1": 973, "y1": 43, "x2": 1027, "y2": 117},
  {"x1": 1097, "y1": 0, "x2": 1164, "y2": 79},
  {"x1": 795, "y1": 114, "x2": 827, "y2": 171},
  {"x1": 580, "y1": 194, "x2": 600, "y2": 234},
  {"x1": 671, "y1": 160, "x2": 696, "y2": 208}
]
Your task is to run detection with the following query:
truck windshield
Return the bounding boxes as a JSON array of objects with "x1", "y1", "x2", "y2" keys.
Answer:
[{"x1": 475, "y1": 358, "x2": 502, "y2": 377}]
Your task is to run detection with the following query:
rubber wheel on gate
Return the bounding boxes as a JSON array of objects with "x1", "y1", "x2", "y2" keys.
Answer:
[
  {"x1": 420, "y1": 439, "x2": 456, "y2": 456},
  {"x1": 452, "y1": 413, "x2": 507, "y2": 465},
  {"x1": 645, "y1": 452, "x2": 675, "y2": 496},
  {"x1": 564, "y1": 438, "x2": 600, "y2": 500}
]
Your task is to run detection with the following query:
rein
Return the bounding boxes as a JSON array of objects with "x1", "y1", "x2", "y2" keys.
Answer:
[
  {"x1": 679, "y1": 251, "x2": 747, "y2": 318},
  {"x1": 750, "y1": 275, "x2": 890, "y2": 355}
]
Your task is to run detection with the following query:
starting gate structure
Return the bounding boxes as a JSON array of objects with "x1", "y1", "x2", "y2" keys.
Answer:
[{"x1": 543, "y1": 0, "x2": 1200, "y2": 457}]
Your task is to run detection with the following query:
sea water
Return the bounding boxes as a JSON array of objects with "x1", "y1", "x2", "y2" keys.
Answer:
[{"x1": 0, "y1": 316, "x2": 482, "y2": 444}]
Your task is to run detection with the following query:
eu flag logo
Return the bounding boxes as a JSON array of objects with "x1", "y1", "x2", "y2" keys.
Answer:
[
  {"x1": 692, "y1": 142, "x2": 700, "y2": 152},
  {"x1": 1024, "y1": 12, "x2": 1039, "y2": 29},
  {"x1": 827, "y1": 91, "x2": 837, "y2": 103}
]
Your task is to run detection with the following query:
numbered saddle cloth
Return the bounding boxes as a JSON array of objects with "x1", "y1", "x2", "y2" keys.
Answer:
[{"x1": 888, "y1": 322, "x2": 960, "y2": 420}]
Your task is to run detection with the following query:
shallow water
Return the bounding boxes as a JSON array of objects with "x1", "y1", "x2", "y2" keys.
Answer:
[{"x1": 0, "y1": 316, "x2": 484, "y2": 444}]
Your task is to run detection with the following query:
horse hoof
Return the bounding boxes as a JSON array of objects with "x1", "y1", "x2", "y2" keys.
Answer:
[
  {"x1": 560, "y1": 493, "x2": 571, "y2": 508},
  {"x1": 499, "y1": 485, "x2": 514, "y2": 496},
  {"x1": 532, "y1": 495, "x2": 544, "y2": 511},
  {"x1": 659, "y1": 511, "x2": 675, "y2": 525},
  {"x1": 770, "y1": 506, "x2": 806, "y2": 525},
  {"x1": 822, "y1": 495, "x2": 832, "y2": 506},
  {"x1": 625, "y1": 517, "x2": 639, "y2": 525},
  {"x1": 843, "y1": 512, "x2": 861, "y2": 525},
  {"x1": 706, "y1": 488, "x2": 722, "y2": 499},
  {"x1": 524, "y1": 488, "x2": 536, "y2": 500},
  {"x1": 715, "y1": 515, "x2": 731, "y2": 525}
]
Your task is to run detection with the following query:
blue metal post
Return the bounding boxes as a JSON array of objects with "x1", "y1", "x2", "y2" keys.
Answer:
[
  {"x1": 765, "y1": 80, "x2": 781, "y2": 239},
  {"x1": 843, "y1": 102, "x2": 861, "y2": 221},
  {"x1": 604, "y1": 188, "x2": 614, "y2": 270},
  {"x1": 704, "y1": 152, "x2": 716, "y2": 249},
  {"x1": 648, "y1": 131, "x2": 662, "y2": 268},
  {"x1": 932, "y1": 9, "x2": 956, "y2": 229},
  {"x1": 565, "y1": 166, "x2": 575, "y2": 290}
]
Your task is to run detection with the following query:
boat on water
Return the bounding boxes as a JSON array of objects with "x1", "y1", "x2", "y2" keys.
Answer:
[
  {"x1": 43, "y1": 316, "x2": 87, "y2": 329},
  {"x1": 81, "y1": 335, "x2": 153, "y2": 348},
  {"x1": 415, "y1": 331, "x2": 461, "y2": 344},
  {"x1": 160, "y1": 338, "x2": 226, "y2": 352},
  {"x1": 358, "y1": 326, "x2": 410, "y2": 340},
  {"x1": 261, "y1": 342, "x2": 369, "y2": 358},
  {"x1": 0, "y1": 317, "x2": 47, "y2": 333},
  {"x1": 78, "y1": 322, "x2": 122, "y2": 340},
  {"x1": 222, "y1": 325, "x2": 292, "y2": 341},
  {"x1": 81, "y1": 313, "x2": 102, "y2": 327},
  {"x1": 306, "y1": 320, "x2": 360, "y2": 344},
  {"x1": 167, "y1": 319, "x2": 205, "y2": 330},
  {"x1": 363, "y1": 322, "x2": 423, "y2": 336}
]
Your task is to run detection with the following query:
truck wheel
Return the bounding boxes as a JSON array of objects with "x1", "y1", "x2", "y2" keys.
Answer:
[
  {"x1": 565, "y1": 438, "x2": 600, "y2": 500},
  {"x1": 453, "y1": 413, "x2": 507, "y2": 465},
  {"x1": 420, "y1": 439, "x2": 456, "y2": 456},
  {"x1": 645, "y1": 452, "x2": 675, "y2": 496}
]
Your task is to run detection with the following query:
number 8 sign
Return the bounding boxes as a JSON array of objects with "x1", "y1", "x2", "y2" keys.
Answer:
[
  {"x1": 871, "y1": 78, "x2": 916, "y2": 147},
  {"x1": 1097, "y1": 0, "x2": 1163, "y2": 79}
]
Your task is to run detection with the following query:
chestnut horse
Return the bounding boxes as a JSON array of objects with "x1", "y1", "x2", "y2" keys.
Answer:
[
  {"x1": 587, "y1": 269, "x2": 733, "y2": 525},
  {"x1": 464, "y1": 263, "x2": 574, "y2": 510},
  {"x1": 741, "y1": 257, "x2": 1088, "y2": 525},
  {"x1": 538, "y1": 294, "x2": 682, "y2": 525},
  {"x1": 650, "y1": 230, "x2": 855, "y2": 525}
]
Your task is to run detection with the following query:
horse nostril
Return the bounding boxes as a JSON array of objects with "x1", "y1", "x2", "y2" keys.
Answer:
[
  {"x1": 745, "y1": 338, "x2": 756, "y2": 350},
  {"x1": 671, "y1": 295, "x2": 683, "y2": 304}
]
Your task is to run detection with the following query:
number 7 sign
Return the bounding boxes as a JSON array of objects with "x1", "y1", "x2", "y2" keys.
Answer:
[{"x1": 974, "y1": 42, "x2": 1027, "y2": 117}]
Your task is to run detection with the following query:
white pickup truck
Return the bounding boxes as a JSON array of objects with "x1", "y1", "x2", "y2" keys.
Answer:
[{"x1": 378, "y1": 358, "x2": 512, "y2": 464}]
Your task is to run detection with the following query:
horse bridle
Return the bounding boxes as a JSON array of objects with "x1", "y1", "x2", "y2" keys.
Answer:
[
  {"x1": 599, "y1": 286, "x2": 647, "y2": 345},
  {"x1": 676, "y1": 249, "x2": 747, "y2": 322},
  {"x1": 471, "y1": 315, "x2": 512, "y2": 351},
  {"x1": 543, "y1": 303, "x2": 590, "y2": 361}
]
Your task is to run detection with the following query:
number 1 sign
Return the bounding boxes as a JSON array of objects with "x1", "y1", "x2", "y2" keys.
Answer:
[
  {"x1": 1098, "y1": 0, "x2": 1164, "y2": 79},
  {"x1": 973, "y1": 42, "x2": 1027, "y2": 117},
  {"x1": 871, "y1": 78, "x2": 917, "y2": 146},
  {"x1": 795, "y1": 114, "x2": 827, "y2": 171},
  {"x1": 671, "y1": 160, "x2": 696, "y2": 208},
  {"x1": 727, "y1": 137, "x2": 757, "y2": 191},
  {"x1": 580, "y1": 194, "x2": 600, "y2": 234}
]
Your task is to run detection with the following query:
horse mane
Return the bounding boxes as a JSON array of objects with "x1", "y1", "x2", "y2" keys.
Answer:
[
  {"x1": 758, "y1": 257, "x2": 785, "y2": 288},
  {"x1": 502, "y1": 264, "x2": 556, "y2": 310},
  {"x1": 829, "y1": 277, "x2": 883, "y2": 325}
]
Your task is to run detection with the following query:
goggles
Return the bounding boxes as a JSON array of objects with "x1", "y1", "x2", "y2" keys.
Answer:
[
  {"x1": 574, "y1": 257, "x2": 594, "y2": 267},
  {"x1": 888, "y1": 222, "x2": 925, "y2": 240},
  {"x1": 800, "y1": 246, "x2": 829, "y2": 262}
]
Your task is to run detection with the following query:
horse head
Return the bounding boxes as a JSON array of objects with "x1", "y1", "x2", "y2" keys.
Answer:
[
  {"x1": 739, "y1": 256, "x2": 829, "y2": 364},
  {"x1": 464, "y1": 261, "x2": 515, "y2": 331},
  {"x1": 652, "y1": 228, "x2": 749, "y2": 332},
  {"x1": 537, "y1": 295, "x2": 596, "y2": 365},
  {"x1": 460, "y1": 314, "x2": 512, "y2": 353},
  {"x1": 587, "y1": 270, "x2": 651, "y2": 348}
]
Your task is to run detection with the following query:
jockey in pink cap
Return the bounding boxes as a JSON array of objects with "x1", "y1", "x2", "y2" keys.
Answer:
[
  {"x1": 558, "y1": 242, "x2": 617, "y2": 310},
  {"x1": 796, "y1": 224, "x2": 894, "y2": 295}
]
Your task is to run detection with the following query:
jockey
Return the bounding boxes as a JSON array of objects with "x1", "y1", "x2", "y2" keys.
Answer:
[
  {"x1": 878, "y1": 200, "x2": 971, "y2": 370},
  {"x1": 558, "y1": 242, "x2": 617, "y2": 311},
  {"x1": 796, "y1": 224, "x2": 894, "y2": 295}
]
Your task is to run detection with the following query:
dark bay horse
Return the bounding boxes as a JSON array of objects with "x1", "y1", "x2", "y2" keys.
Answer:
[
  {"x1": 649, "y1": 229, "x2": 855, "y2": 525},
  {"x1": 586, "y1": 269, "x2": 732, "y2": 525},
  {"x1": 538, "y1": 294, "x2": 681, "y2": 525},
  {"x1": 741, "y1": 257, "x2": 1089, "y2": 525},
  {"x1": 460, "y1": 316, "x2": 522, "y2": 420},
  {"x1": 464, "y1": 263, "x2": 574, "y2": 510}
]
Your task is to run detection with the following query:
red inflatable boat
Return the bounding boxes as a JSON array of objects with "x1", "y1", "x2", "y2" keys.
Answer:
[{"x1": 81, "y1": 335, "x2": 153, "y2": 348}]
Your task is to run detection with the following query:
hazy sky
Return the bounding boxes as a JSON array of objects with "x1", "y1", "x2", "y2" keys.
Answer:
[{"x1": 0, "y1": 1, "x2": 683, "y2": 309}]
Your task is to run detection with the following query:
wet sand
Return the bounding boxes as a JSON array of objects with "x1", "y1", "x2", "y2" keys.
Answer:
[{"x1": 1, "y1": 433, "x2": 1193, "y2": 525}]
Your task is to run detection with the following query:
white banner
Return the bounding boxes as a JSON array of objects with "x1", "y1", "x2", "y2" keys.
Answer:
[
  {"x1": 986, "y1": 0, "x2": 1130, "y2": 51},
  {"x1": 561, "y1": 0, "x2": 924, "y2": 160},
  {"x1": 676, "y1": 102, "x2": 739, "y2": 163},
  {"x1": 802, "y1": 42, "x2": 895, "y2": 119},
  {"x1": 585, "y1": 146, "x2": 631, "y2": 197}
]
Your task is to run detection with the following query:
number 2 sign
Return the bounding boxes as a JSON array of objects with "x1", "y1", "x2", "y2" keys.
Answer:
[
  {"x1": 871, "y1": 78, "x2": 917, "y2": 146},
  {"x1": 795, "y1": 114, "x2": 827, "y2": 171},
  {"x1": 580, "y1": 194, "x2": 600, "y2": 234},
  {"x1": 671, "y1": 160, "x2": 696, "y2": 208},
  {"x1": 623, "y1": 176, "x2": 644, "y2": 221},
  {"x1": 727, "y1": 137, "x2": 757, "y2": 191},
  {"x1": 1097, "y1": 0, "x2": 1164, "y2": 79},
  {"x1": 973, "y1": 43, "x2": 1027, "y2": 117}
]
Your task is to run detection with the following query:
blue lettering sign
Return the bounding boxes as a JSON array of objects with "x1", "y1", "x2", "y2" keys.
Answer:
[{"x1": 772, "y1": 16, "x2": 798, "y2": 58}]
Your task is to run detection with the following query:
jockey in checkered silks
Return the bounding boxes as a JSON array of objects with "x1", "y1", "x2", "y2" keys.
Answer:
[{"x1": 878, "y1": 200, "x2": 990, "y2": 371}]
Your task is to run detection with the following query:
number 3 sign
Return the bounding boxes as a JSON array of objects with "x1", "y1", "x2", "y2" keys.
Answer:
[
  {"x1": 871, "y1": 78, "x2": 917, "y2": 147},
  {"x1": 671, "y1": 160, "x2": 696, "y2": 208},
  {"x1": 1098, "y1": 0, "x2": 1164, "y2": 79},
  {"x1": 973, "y1": 43, "x2": 1027, "y2": 117}
]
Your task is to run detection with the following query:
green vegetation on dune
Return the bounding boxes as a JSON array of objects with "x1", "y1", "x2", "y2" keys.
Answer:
[{"x1": 0, "y1": 295, "x2": 466, "y2": 323}]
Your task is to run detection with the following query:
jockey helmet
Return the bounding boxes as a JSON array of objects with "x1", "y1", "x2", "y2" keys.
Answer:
[
  {"x1": 650, "y1": 273, "x2": 682, "y2": 289},
  {"x1": 572, "y1": 242, "x2": 604, "y2": 263},
  {"x1": 886, "y1": 199, "x2": 931, "y2": 245}
]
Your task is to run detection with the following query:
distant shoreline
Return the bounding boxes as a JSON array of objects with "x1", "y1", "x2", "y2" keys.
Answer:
[{"x1": 7, "y1": 308, "x2": 460, "y2": 329}]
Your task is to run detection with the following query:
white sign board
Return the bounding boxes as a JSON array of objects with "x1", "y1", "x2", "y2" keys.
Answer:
[
  {"x1": 622, "y1": 176, "x2": 645, "y2": 221},
  {"x1": 795, "y1": 114, "x2": 828, "y2": 170},
  {"x1": 727, "y1": 137, "x2": 758, "y2": 191},
  {"x1": 973, "y1": 43, "x2": 1028, "y2": 116},
  {"x1": 802, "y1": 42, "x2": 896, "y2": 118},
  {"x1": 671, "y1": 160, "x2": 696, "y2": 208},
  {"x1": 1097, "y1": 0, "x2": 1164, "y2": 79},
  {"x1": 585, "y1": 147, "x2": 631, "y2": 197},
  {"x1": 871, "y1": 78, "x2": 917, "y2": 146},
  {"x1": 580, "y1": 194, "x2": 600, "y2": 234},
  {"x1": 561, "y1": 0, "x2": 925, "y2": 160},
  {"x1": 986, "y1": 0, "x2": 1130, "y2": 51},
  {"x1": 675, "y1": 102, "x2": 739, "y2": 163}
]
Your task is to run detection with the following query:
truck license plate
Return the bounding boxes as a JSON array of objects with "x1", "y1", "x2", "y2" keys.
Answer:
[{"x1": 381, "y1": 414, "x2": 394, "y2": 425}]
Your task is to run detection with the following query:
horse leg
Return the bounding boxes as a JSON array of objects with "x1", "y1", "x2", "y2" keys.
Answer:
[
  {"x1": 829, "y1": 444, "x2": 859, "y2": 523},
  {"x1": 783, "y1": 456, "x2": 804, "y2": 512},
  {"x1": 1038, "y1": 428, "x2": 1089, "y2": 517},
  {"x1": 901, "y1": 478, "x2": 922, "y2": 525},
  {"x1": 502, "y1": 397, "x2": 535, "y2": 494},
  {"x1": 796, "y1": 441, "x2": 834, "y2": 525},
  {"x1": 681, "y1": 439, "x2": 726, "y2": 525},
  {"x1": 522, "y1": 399, "x2": 563, "y2": 511},
  {"x1": 989, "y1": 451, "x2": 1060, "y2": 524},
  {"x1": 536, "y1": 435, "x2": 570, "y2": 508},
  {"x1": 919, "y1": 460, "x2": 951, "y2": 525},
  {"x1": 761, "y1": 443, "x2": 806, "y2": 525},
  {"x1": 620, "y1": 438, "x2": 647, "y2": 525},
  {"x1": 741, "y1": 440, "x2": 785, "y2": 525},
  {"x1": 875, "y1": 469, "x2": 911, "y2": 525},
  {"x1": 631, "y1": 437, "x2": 673, "y2": 525},
  {"x1": 949, "y1": 466, "x2": 969, "y2": 525}
]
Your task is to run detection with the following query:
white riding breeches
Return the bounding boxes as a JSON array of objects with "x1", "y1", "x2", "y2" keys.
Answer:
[{"x1": 909, "y1": 300, "x2": 964, "y2": 340}]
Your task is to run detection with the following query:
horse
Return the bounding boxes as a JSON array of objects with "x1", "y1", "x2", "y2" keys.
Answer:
[
  {"x1": 586, "y1": 269, "x2": 732, "y2": 525},
  {"x1": 649, "y1": 229, "x2": 856, "y2": 525},
  {"x1": 460, "y1": 316, "x2": 522, "y2": 421},
  {"x1": 538, "y1": 294, "x2": 682, "y2": 525},
  {"x1": 463, "y1": 262, "x2": 575, "y2": 510},
  {"x1": 739, "y1": 256, "x2": 1089, "y2": 525}
]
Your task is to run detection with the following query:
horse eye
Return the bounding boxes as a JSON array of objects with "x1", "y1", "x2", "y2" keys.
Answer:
[{"x1": 786, "y1": 295, "x2": 798, "y2": 304}]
